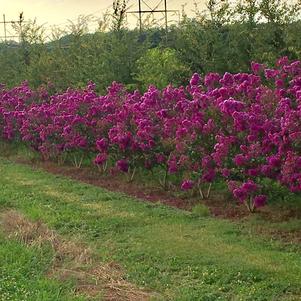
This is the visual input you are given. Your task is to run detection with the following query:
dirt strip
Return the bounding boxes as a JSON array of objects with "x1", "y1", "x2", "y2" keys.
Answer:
[{"x1": 0, "y1": 210, "x2": 160, "y2": 301}]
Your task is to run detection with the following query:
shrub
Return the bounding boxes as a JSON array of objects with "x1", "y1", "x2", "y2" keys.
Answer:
[{"x1": 134, "y1": 47, "x2": 190, "y2": 90}]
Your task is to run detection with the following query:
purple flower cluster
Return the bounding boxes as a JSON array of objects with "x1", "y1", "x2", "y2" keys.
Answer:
[{"x1": 1, "y1": 57, "x2": 301, "y2": 211}]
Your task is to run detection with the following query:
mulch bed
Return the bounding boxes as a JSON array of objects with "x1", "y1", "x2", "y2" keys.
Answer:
[{"x1": 13, "y1": 158, "x2": 301, "y2": 245}]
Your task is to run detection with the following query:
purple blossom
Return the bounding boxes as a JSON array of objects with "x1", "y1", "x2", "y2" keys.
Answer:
[
  {"x1": 221, "y1": 168, "x2": 231, "y2": 178},
  {"x1": 241, "y1": 180, "x2": 258, "y2": 193},
  {"x1": 190, "y1": 73, "x2": 201, "y2": 86},
  {"x1": 1, "y1": 56, "x2": 301, "y2": 207},
  {"x1": 181, "y1": 180, "x2": 194, "y2": 190},
  {"x1": 253, "y1": 195, "x2": 267, "y2": 208},
  {"x1": 96, "y1": 138, "x2": 108, "y2": 152},
  {"x1": 94, "y1": 153, "x2": 107, "y2": 165},
  {"x1": 233, "y1": 188, "x2": 248, "y2": 202},
  {"x1": 116, "y1": 159, "x2": 129, "y2": 172},
  {"x1": 233, "y1": 154, "x2": 247, "y2": 166}
]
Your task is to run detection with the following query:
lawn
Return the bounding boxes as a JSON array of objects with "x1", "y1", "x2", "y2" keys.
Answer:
[{"x1": 0, "y1": 157, "x2": 301, "y2": 301}]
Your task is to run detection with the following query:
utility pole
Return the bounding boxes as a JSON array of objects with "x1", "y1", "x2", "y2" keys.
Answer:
[
  {"x1": 3, "y1": 14, "x2": 7, "y2": 42},
  {"x1": 164, "y1": 0, "x2": 168, "y2": 32},
  {"x1": 138, "y1": 0, "x2": 142, "y2": 33},
  {"x1": 127, "y1": 0, "x2": 179, "y2": 34},
  {"x1": 0, "y1": 13, "x2": 24, "y2": 43},
  {"x1": 19, "y1": 12, "x2": 24, "y2": 44}
]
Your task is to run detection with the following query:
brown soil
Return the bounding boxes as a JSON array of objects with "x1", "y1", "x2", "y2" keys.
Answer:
[
  {"x1": 17, "y1": 158, "x2": 247, "y2": 215},
  {"x1": 20, "y1": 159, "x2": 195, "y2": 211},
  {"x1": 16, "y1": 159, "x2": 301, "y2": 218},
  {"x1": 12, "y1": 158, "x2": 301, "y2": 244}
]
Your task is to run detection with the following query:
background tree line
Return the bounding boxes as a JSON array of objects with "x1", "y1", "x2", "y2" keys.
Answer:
[{"x1": 0, "y1": 0, "x2": 300, "y2": 93}]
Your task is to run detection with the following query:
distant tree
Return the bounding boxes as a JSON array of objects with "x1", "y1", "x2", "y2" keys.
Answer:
[
  {"x1": 134, "y1": 48, "x2": 190, "y2": 90},
  {"x1": 112, "y1": 0, "x2": 127, "y2": 31}
]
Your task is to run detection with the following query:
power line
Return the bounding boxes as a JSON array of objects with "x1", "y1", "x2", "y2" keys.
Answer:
[
  {"x1": 127, "y1": 0, "x2": 180, "y2": 33},
  {"x1": 0, "y1": 13, "x2": 24, "y2": 43}
]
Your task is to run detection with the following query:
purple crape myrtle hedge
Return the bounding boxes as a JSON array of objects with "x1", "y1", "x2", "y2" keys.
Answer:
[{"x1": 1, "y1": 57, "x2": 301, "y2": 212}]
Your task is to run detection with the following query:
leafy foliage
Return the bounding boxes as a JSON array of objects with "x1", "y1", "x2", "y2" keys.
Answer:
[
  {"x1": 134, "y1": 48, "x2": 190, "y2": 90},
  {"x1": 0, "y1": 0, "x2": 300, "y2": 92}
]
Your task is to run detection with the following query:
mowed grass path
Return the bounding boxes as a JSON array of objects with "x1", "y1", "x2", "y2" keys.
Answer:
[{"x1": 0, "y1": 158, "x2": 301, "y2": 301}]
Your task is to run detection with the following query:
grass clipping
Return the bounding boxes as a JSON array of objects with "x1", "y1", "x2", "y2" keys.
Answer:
[{"x1": 0, "y1": 210, "x2": 157, "y2": 301}]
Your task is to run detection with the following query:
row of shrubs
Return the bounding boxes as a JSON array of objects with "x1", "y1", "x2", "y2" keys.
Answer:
[{"x1": 1, "y1": 57, "x2": 301, "y2": 212}]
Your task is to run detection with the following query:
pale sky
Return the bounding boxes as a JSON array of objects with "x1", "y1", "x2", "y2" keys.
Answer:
[{"x1": 0, "y1": 0, "x2": 199, "y2": 27}]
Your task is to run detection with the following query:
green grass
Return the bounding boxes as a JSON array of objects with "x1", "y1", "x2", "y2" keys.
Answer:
[
  {"x1": 191, "y1": 204, "x2": 211, "y2": 217},
  {"x1": 0, "y1": 234, "x2": 86, "y2": 301},
  {"x1": 0, "y1": 157, "x2": 301, "y2": 301}
]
